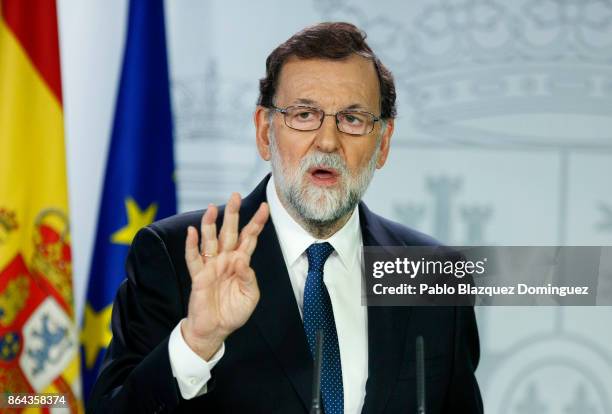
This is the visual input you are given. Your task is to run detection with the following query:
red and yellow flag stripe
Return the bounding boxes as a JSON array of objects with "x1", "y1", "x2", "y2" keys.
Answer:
[{"x1": 1, "y1": 1, "x2": 82, "y2": 411}]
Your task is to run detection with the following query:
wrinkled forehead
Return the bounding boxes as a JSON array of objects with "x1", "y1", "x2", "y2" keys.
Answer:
[{"x1": 274, "y1": 55, "x2": 381, "y2": 112}]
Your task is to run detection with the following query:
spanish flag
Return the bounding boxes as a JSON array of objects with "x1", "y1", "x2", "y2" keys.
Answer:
[{"x1": 0, "y1": 0, "x2": 82, "y2": 411}]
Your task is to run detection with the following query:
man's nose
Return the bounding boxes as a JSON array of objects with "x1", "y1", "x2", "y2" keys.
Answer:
[{"x1": 313, "y1": 115, "x2": 341, "y2": 153}]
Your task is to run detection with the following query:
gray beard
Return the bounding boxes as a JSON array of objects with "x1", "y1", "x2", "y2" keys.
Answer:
[{"x1": 269, "y1": 129, "x2": 380, "y2": 236}]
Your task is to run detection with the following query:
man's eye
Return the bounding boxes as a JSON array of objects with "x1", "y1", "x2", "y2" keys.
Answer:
[
  {"x1": 343, "y1": 113, "x2": 365, "y2": 125},
  {"x1": 296, "y1": 111, "x2": 315, "y2": 120}
]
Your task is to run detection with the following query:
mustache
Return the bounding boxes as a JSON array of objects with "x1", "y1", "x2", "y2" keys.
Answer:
[{"x1": 298, "y1": 152, "x2": 349, "y2": 176}]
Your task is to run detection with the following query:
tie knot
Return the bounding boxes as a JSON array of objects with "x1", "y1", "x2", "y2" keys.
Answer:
[{"x1": 306, "y1": 242, "x2": 334, "y2": 272}]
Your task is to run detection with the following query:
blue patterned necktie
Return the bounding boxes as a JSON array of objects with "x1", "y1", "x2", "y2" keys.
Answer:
[{"x1": 303, "y1": 242, "x2": 344, "y2": 414}]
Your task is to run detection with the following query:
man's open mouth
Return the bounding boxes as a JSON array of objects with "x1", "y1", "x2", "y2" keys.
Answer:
[{"x1": 307, "y1": 166, "x2": 340, "y2": 186}]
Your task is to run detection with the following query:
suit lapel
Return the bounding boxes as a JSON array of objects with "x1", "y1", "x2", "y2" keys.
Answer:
[
  {"x1": 359, "y1": 203, "x2": 412, "y2": 414},
  {"x1": 242, "y1": 176, "x2": 313, "y2": 411}
]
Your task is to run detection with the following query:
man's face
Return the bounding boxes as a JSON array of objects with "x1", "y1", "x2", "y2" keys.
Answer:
[{"x1": 256, "y1": 55, "x2": 394, "y2": 226}]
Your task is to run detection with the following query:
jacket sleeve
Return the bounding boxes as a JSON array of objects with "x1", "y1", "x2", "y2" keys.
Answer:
[
  {"x1": 86, "y1": 226, "x2": 188, "y2": 414},
  {"x1": 443, "y1": 306, "x2": 484, "y2": 413}
]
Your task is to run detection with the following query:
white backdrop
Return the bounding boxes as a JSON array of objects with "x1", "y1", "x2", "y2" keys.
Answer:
[{"x1": 59, "y1": 1, "x2": 612, "y2": 412}]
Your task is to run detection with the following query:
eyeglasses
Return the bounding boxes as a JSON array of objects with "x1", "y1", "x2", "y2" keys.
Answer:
[{"x1": 270, "y1": 105, "x2": 380, "y2": 136}]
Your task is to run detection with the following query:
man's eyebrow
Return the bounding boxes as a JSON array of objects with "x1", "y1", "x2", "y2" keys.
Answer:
[
  {"x1": 291, "y1": 98, "x2": 318, "y2": 106},
  {"x1": 291, "y1": 99, "x2": 371, "y2": 111},
  {"x1": 344, "y1": 103, "x2": 369, "y2": 111}
]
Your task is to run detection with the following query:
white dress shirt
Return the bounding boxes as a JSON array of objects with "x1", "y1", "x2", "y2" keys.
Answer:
[{"x1": 168, "y1": 176, "x2": 369, "y2": 413}]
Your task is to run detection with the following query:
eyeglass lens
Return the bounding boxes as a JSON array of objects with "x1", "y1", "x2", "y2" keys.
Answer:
[{"x1": 283, "y1": 106, "x2": 375, "y2": 135}]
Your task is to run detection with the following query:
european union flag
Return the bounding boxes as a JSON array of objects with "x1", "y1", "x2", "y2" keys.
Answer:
[{"x1": 80, "y1": 0, "x2": 176, "y2": 399}]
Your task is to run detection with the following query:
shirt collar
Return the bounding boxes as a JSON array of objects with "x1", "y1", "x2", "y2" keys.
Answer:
[{"x1": 266, "y1": 175, "x2": 361, "y2": 270}]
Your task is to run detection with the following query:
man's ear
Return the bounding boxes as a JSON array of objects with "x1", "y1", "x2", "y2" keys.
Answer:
[
  {"x1": 254, "y1": 106, "x2": 272, "y2": 161},
  {"x1": 376, "y1": 118, "x2": 394, "y2": 169}
]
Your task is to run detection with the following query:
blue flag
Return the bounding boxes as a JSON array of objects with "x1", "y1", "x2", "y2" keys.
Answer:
[{"x1": 80, "y1": 0, "x2": 176, "y2": 399}]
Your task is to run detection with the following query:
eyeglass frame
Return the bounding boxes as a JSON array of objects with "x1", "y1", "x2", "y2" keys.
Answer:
[{"x1": 269, "y1": 105, "x2": 381, "y2": 136}]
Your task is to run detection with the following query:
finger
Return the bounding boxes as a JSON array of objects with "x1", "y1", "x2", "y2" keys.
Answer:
[
  {"x1": 238, "y1": 202, "x2": 269, "y2": 243},
  {"x1": 185, "y1": 226, "x2": 204, "y2": 279},
  {"x1": 219, "y1": 193, "x2": 241, "y2": 252},
  {"x1": 200, "y1": 204, "x2": 218, "y2": 257},
  {"x1": 215, "y1": 251, "x2": 231, "y2": 281},
  {"x1": 238, "y1": 202, "x2": 270, "y2": 256},
  {"x1": 237, "y1": 235, "x2": 258, "y2": 258},
  {"x1": 235, "y1": 257, "x2": 258, "y2": 292},
  {"x1": 193, "y1": 255, "x2": 218, "y2": 292}
]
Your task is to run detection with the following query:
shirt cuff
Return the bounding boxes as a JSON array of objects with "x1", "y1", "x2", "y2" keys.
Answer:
[{"x1": 168, "y1": 318, "x2": 225, "y2": 399}]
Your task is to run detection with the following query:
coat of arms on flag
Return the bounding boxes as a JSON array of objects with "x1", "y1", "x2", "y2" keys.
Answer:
[{"x1": 0, "y1": 0, "x2": 83, "y2": 411}]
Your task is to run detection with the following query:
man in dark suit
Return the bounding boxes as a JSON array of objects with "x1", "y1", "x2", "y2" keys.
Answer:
[{"x1": 88, "y1": 22, "x2": 483, "y2": 413}]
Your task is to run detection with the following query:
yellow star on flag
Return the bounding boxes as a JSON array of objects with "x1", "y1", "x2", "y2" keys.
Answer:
[
  {"x1": 81, "y1": 302, "x2": 113, "y2": 369},
  {"x1": 111, "y1": 197, "x2": 157, "y2": 245}
]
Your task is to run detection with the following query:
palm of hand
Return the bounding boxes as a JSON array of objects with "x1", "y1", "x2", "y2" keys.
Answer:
[{"x1": 183, "y1": 193, "x2": 269, "y2": 359}]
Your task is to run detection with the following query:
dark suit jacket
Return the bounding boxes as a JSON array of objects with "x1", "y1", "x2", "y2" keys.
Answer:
[{"x1": 87, "y1": 175, "x2": 483, "y2": 413}]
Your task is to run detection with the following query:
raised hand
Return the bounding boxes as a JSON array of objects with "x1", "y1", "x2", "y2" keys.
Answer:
[{"x1": 182, "y1": 193, "x2": 269, "y2": 360}]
